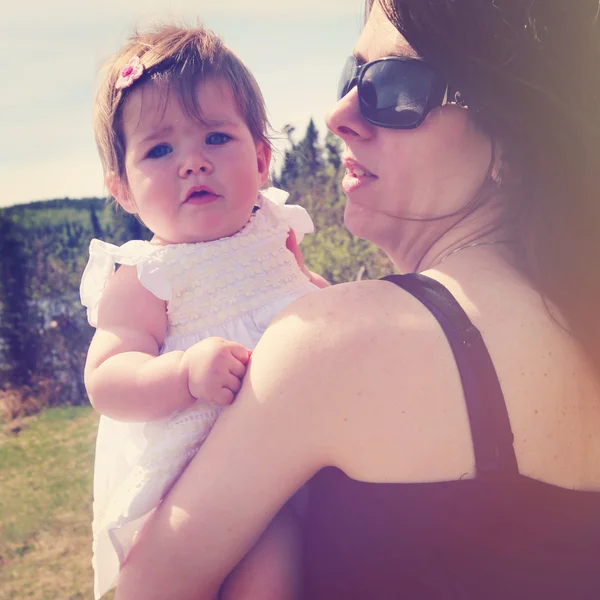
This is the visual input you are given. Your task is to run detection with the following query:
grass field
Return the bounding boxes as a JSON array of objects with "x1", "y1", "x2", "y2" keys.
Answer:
[{"x1": 0, "y1": 405, "x2": 110, "y2": 599}]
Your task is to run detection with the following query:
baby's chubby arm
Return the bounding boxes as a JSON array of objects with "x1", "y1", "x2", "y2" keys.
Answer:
[{"x1": 84, "y1": 265, "x2": 250, "y2": 422}]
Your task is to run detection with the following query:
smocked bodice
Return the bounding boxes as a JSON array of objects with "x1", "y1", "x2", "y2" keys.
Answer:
[{"x1": 80, "y1": 190, "x2": 316, "y2": 347}]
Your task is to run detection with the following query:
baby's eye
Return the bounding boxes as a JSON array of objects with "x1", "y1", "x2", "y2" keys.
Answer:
[
  {"x1": 206, "y1": 132, "x2": 231, "y2": 146},
  {"x1": 146, "y1": 144, "x2": 172, "y2": 159}
]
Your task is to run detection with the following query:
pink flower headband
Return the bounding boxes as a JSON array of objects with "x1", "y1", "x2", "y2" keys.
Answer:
[{"x1": 115, "y1": 56, "x2": 144, "y2": 90}]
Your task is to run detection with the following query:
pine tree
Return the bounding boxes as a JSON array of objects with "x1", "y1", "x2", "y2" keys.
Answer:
[
  {"x1": 325, "y1": 130, "x2": 342, "y2": 171},
  {"x1": 0, "y1": 215, "x2": 42, "y2": 387},
  {"x1": 298, "y1": 118, "x2": 323, "y2": 175},
  {"x1": 90, "y1": 206, "x2": 103, "y2": 239}
]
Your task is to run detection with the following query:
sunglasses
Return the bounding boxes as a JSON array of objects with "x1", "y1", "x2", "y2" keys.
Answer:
[{"x1": 337, "y1": 55, "x2": 452, "y2": 129}]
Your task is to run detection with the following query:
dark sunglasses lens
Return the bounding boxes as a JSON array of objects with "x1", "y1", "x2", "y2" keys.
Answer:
[
  {"x1": 360, "y1": 60, "x2": 438, "y2": 127},
  {"x1": 337, "y1": 56, "x2": 358, "y2": 100}
]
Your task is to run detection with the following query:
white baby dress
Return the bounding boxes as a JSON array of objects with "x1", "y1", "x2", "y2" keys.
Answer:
[{"x1": 80, "y1": 189, "x2": 318, "y2": 599}]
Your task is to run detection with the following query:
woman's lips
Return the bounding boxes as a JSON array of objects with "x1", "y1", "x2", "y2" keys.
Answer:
[{"x1": 342, "y1": 161, "x2": 377, "y2": 194}]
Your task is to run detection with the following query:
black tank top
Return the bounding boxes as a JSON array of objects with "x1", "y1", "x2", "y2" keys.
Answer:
[{"x1": 300, "y1": 274, "x2": 600, "y2": 599}]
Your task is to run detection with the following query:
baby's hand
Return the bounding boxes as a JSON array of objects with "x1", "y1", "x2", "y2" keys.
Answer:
[
  {"x1": 286, "y1": 228, "x2": 331, "y2": 288},
  {"x1": 182, "y1": 337, "x2": 251, "y2": 406}
]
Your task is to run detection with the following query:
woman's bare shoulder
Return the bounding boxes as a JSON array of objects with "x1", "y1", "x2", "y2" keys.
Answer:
[
  {"x1": 271, "y1": 278, "x2": 434, "y2": 337},
  {"x1": 260, "y1": 277, "x2": 454, "y2": 378},
  {"x1": 256, "y1": 279, "x2": 440, "y2": 378},
  {"x1": 249, "y1": 279, "x2": 476, "y2": 481}
]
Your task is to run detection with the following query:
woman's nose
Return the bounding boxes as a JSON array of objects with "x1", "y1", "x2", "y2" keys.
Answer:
[{"x1": 325, "y1": 87, "x2": 373, "y2": 142}]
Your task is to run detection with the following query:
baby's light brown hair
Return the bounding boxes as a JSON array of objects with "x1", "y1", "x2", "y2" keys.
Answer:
[{"x1": 93, "y1": 24, "x2": 271, "y2": 182}]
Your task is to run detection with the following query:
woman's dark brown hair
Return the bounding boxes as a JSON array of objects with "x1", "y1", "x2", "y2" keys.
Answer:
[{"x1": 370, "y1": 0, "x2": 600, "y2": 376}]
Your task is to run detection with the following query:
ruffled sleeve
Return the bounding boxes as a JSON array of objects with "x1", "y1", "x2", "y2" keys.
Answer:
[
  {"x1": 80, "y1": 239, "x2": 171, "y2": 327},
  {"x1": 260, "y1": 187, "x2": 315, "y2": 243}
]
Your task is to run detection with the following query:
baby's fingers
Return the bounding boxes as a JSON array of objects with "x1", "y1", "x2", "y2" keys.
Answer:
[
  {"x1": 214, "y1": 387, "x2": 235, "y2": 406},
  {"x1": 225, "y1": 373, "x2": 243, "y2": 396},
  {"x1": 286, "y1": 228, "x2": 306, "y2": 271},
  {"x1": 228, "y1": 356, "x2": 248, "y2": 379},
  {"x1": 227, "y1": 342, "x2": 252, "y2": 365},
  {"x1": 214, "y1": 374, "x2": 243, "y2": 406}
]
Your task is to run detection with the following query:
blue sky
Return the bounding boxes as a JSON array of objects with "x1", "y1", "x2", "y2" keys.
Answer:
[{"x1": 0, "y1": 0, "x2": 364, "y2": 207}]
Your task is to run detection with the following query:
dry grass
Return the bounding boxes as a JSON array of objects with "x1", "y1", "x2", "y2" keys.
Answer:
[
  {"x1": 0, "y1": 378, "x2": 62, "y2": 422},
  {"x1": 0, "y1": 406, "x2": 114, "y2": 599},
  {"x1": 0, "y1": 387, "x2": 44, "y2": 422}
]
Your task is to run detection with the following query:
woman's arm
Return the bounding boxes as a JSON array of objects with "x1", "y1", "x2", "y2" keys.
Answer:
[
  {"x1": 114, "y1": 285, "x2": 342, "y2": 599},
  {"x1": 219, "y1": 503, "x2": 302, "y2": 600},
  {"x1": 114, "y1": 279, "x2": 476, "y2": 599}
]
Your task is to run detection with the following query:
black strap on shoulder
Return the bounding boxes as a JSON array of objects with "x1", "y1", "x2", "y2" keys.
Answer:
[{"x1": 382, "y1": 273, "x2": 519, "y2": 477}]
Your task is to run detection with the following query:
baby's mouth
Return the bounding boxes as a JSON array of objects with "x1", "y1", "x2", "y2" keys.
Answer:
[
  {"x1": 188, "y1": 190, "x2": 213, "y2": 200},
  {"x1": 185, "y1": 187, "x2": 220, "y2": 204}
]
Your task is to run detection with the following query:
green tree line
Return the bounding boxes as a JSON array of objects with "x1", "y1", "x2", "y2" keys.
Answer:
[{"x1": 0, "y1": 121, "x2": 392, "y2": 419}]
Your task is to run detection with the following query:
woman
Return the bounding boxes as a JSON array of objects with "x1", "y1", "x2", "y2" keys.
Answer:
[{"x1": 115, "y1": 1, "x2": 600, "y2": 598}]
